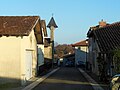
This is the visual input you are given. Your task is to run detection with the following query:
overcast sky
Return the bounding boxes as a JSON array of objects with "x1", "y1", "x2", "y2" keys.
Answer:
[{"x1": 0, "y1": 0, "x2": 120, "y2": 44}]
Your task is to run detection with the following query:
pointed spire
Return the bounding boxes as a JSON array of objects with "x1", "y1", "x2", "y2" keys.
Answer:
[{"x1": 47, "y1": 17, "x2": 58, "y2": 28}]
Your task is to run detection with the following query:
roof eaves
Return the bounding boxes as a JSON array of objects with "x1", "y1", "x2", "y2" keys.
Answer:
[{"x1": 31, "y1": 16, "x2": 40, "y2": 32}]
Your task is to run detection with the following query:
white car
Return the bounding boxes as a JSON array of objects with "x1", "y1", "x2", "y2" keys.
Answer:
[{"x1": 110, "y1": 74, "x2": 120, "y2": 90}]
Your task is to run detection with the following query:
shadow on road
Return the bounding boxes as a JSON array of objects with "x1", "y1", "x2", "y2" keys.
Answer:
[{"x1": 33, "y1": 67, "x2": 94, "y2": 90}]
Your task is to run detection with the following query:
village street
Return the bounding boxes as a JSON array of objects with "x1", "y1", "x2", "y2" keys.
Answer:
[{"x1": 32, "y1": 67, "x2": 107, "y2": 90}]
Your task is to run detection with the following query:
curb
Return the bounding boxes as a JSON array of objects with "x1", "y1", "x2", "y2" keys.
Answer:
[
  {"x1": 78, "y1": 68, "x2": 104, "y2": 90},
  {"x1": 22, "y1": 67, "x2": 60, "y2": 90}
]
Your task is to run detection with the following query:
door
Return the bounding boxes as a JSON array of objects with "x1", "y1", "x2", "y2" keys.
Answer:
[
  {"x1": 25, "y1": 51, "x2": 32, "y2": 80},
  {"x1": 37, "y1": 48, "x2": 44, "y2": 66}
]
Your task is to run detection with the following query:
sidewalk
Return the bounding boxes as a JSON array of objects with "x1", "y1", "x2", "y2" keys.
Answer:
[
  {"x1": 78, "y1": 68, "x2": 109, "y2": 90},
  {"x1": 86, "y1": 70, "x2": 109, "y2": 90},
  {"x1": 22, "y1": 67, "x2": 60, "y2": 90},
  {"x1": 3, "y1": 67, "x2": 60, "y2": 90}
]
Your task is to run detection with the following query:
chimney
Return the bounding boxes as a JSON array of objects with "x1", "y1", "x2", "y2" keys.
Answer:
[{"x1": 99, "y1": 19, "x2": 107, "y2": 27}]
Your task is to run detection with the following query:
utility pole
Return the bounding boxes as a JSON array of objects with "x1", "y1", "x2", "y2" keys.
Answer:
[{"x1": 47, "y1": 16, "x2": 58, "y2": 68}]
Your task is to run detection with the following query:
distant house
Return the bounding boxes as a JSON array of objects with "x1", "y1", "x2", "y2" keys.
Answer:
[
  {"x1": 87, "y1": 21, "x2": 120, "y2": 78},
  {"x1": 72, "y1": 40, "x2": 88, "y2": 67},
  {"x1": 37, "y1": 20, "x2": 48, "y2": 74},
  {"x1": 0, "y1": 16, "x2": 45, "y2": 85},
  {"x1": 43, "y1": 31, "x2": 52, "y2": 69},
  {"x1": 44, "y1": 37, "x2": 51, "y2": 59}
]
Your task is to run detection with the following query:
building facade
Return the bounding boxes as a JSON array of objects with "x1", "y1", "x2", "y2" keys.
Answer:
[{"x1": 87, "y1": 21, "x2": 120, "y2": 81}]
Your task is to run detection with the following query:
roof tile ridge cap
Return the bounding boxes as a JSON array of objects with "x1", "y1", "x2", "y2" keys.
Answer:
[
  {"x1": 25, "y1": 16, "x2": 40, "y2": 35},
  {"x1": 31, "y1": 16, "x2": 40, "y2": 29}
]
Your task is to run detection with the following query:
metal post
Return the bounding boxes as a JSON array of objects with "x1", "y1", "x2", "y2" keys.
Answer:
[
  {"x1": 52, "y1": 41, "x2": 54, "y2": 68},
  {"x1": 85, "y1": 47, "x2": 87, "y2": 71}
]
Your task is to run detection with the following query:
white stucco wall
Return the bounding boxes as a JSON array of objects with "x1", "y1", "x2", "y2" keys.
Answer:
[
  {"x1": 0, "y1": 30, "x2": 38, "y2": 84},
  {"x1": 44, "y1": 46, "x2": 52, "y2": 59},
  {"x1": 0, "y1": 36, "x2": 21, "y2": 80},
  {"x1": 25, "y1": 30, "x2": 37, "y2": 77},
  {"x1": 88, "y1": 38, "x2": 99, "y2": 75}
]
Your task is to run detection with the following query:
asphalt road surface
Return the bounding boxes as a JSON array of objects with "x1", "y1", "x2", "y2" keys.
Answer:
[{"x1": 33, "y1": 67, "x2": 94, "y2": 90}]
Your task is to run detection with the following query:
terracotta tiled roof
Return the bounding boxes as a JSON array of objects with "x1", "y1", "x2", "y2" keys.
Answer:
[
  {"x1": 72, "y1": 40, "x2": 88, "y2": 47},
  {"x1": 0, "y1": 16, "x2": 39, "y2": 36},
  {"x1": 92, "y1": 22, "x2": 120, "y2": 53}
]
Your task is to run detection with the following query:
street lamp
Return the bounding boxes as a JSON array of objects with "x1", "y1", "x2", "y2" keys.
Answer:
[
  {"x1": 86, "y1": 39, "x2": 88, "y2": 70},
  {"x1": 47, "y1": 16, "x2": 58, "y2": 68}
]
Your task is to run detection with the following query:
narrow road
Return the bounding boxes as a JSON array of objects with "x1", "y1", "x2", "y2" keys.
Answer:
[{"x1": 33, "y1": 67, "x2": 93, "y2": 90}]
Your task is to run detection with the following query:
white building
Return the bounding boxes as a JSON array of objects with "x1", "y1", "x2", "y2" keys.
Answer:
[
  {"x1": 72, "y1": 40, "x2": 88, "y2": 67},
  {"x1": 0, "y1": 16, "x2": 45, "y2": 85}
]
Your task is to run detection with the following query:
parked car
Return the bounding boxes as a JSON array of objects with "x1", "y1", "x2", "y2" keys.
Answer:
[
  {"x1": 65, "y1": 61, "x2": 74, "y2": 67},
  {"x1": 76, "y1": 61, "x2": 85, "y2": 68},
  {"x1": 110, "y1": 74, "x2": 120, "y2": 90}
]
